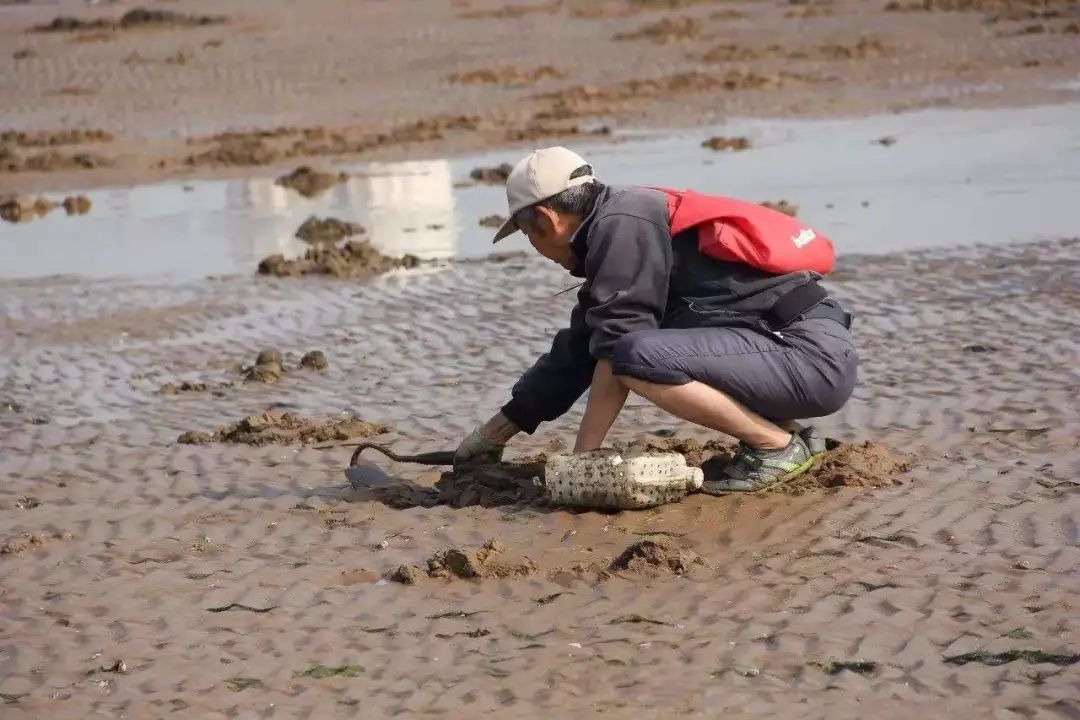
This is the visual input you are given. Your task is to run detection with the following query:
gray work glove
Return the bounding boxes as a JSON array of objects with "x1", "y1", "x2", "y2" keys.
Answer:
[{"x1": 454, "y1": 428, "x2": 505, "y2": 469}]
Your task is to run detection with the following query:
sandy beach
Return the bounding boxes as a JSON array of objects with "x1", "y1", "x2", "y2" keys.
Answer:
[{"x1": 2, "y1": 0, "x2": 1080, "y2": 718}]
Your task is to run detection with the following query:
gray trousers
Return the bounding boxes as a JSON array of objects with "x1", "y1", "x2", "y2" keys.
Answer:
[{"x1": 610, "y1": 317, "x2": 858, "y2": 422}]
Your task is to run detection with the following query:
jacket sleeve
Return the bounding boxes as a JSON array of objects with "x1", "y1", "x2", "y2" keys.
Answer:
[
  {"x1": 500, "y1": 292, "x2": 596, "y2": 434},
  {"x1": 583, "y1": 213, "x2": 672, "y2": 359}
]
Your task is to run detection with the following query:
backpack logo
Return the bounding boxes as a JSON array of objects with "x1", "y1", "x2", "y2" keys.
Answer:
[{"x1": 791, "y1": 228, "x2": 816, "y2": 248}]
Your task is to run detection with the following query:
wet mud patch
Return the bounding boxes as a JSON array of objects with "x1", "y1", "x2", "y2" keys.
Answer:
[
  {"x1": 258, "y1": 240, "x2": 420, "y2": 279},
  {"x1": 295, "y1": 216, "x2": 364, "y2": 244},
  {"x1": 1, "y1": 530, "x2": 72, "y2": 555},
  {"x1": 0, "y1": 148, "x2": 110, "y2": 174},
  {"x1": 234, "y1": 347, "x2": 327, "y2": 384},
  {"x1": 1, "y1": 194, "x2": 93, "y2": 223},
  {"x1": 534, "y1": 70, "x2": 825, "y2": 119},
  {"x1": 390, "y1": 538, "x2": 538, "y2": 583},
  {"x1": 177, "y1": 411, "x2": 388, "y2": 446},
  {"x1": 33, "y1": 8, "x2": 226, "y2": 33},
  {"x1": 614, "y1": 16, "x2": 702, "y2": 44},
  {"x1": 468, "y1": 163, "x2": 514, "y2": 184},
  {"x1": 275, "y1": 166, "x2": 349, "y2": 198},
  {"x1": 0, "y1": 130, "x2": 112, "y2": 147},
  {"x1": 696, "y1": 37, "x2": 888, "y2": 63},
  {"x1": 447, "y1": 65, "x2": 565, "y2": 86},
  {"x1": 884, "y1": 0, "x2": 1045, "y2": 20},
  {"x1": 702, "y1": 135, "x2": 751, "y2": 151},
  {"x1": 156, "y1": 380, "x2": 232, "y2": 396},
  {"x1": 376, "y1": 459, "x2": 546, "y2": 509},
  {"x1": 760, "y1": 199, "x2": 799, "y2": 216}
]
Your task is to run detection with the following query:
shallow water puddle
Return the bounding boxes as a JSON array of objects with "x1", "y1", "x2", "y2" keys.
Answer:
[{"x1": 1, "y1": 102, "x2": 1077, "y2": 281}]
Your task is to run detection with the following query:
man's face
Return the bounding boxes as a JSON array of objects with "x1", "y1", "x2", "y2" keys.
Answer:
[{"x1": 519, "y1": 206, "x2": 578, "y2": 270}]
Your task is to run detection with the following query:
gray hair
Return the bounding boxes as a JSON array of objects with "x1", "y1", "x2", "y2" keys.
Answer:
[{"x1": 515, "y1": 165, "x2": 604, "y2": 231}]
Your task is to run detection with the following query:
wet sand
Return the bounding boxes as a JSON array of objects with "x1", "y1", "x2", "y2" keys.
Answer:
[
  {"x1": 2, "y1": 1, "x2": 1080, "y2": 717},
  {"x1": 2, "y1": 231, "x2": 1078, "y2": 717},
  {"x1": 2, "y1": 0, "x2": 1079, "y2": 192}
]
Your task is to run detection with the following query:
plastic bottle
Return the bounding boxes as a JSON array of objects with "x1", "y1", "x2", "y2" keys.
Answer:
[{"x1": 544, "y1": 451, "x2": 704, "y2": 510}]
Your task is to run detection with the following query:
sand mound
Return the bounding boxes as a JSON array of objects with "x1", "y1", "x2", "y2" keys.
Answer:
[
  {"x1": 257, "y1": 240, "x2": 420, "y2": 279},
  {"x1": 62, "y1": 195, "x2": 92, "y2": 215},
  {"x1": 702, "y1": 136, "x2": 751, "y2": 152},
  {"x1": 299, "y1": 350, "x2": 328, "y2": 370},
  {"x1": 609, "y1": 539, "x2": 709, "y2": 576},
  {"x1": 295, "y1": 216, "x2": 364, "y2": 244},
  {"x1": 236, "y1": 347, "x2": 328, "y2": 383},
  {"x1": 0, "y1": 147, "x2": 109, "y2": 174},
  {"x1": 468, "y1": 163, "x2": 514, "y2": 184},
  {"x1": 614, "y1": 16, "x2": 701, "y2": 44},
  {"x1": 778, "y1": 441, "x2": 913, "y2": 495},
  {"x1": 177, "y1": 411, "x2": 388, "y2": 446},
  {"x1": 390, "y1": 538, "x2": 537, "y2": 584},
  {"x1": 447, "y1": 65, "x2": 564, "y2": 86},
  {"x1": 34, "y1": 8, "x2": 225, "y2": 33},
  {"x1": 275, "y1": 166, "x2": 348, "y2": 198},
  {"x1": 0, "y1": 130, "x2": 112, "y2": 147},
  {"x1": 0, "y1": 194, "x2": 91, "y2": 222},
  {"x1": 760, "y1": 200, "x2": 798, "y2": 216},
  {"x1": 157, "y1": 380, "x2": 232, "y2": 396}
]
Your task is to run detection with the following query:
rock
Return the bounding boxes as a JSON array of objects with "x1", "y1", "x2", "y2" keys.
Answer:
[
  {"x1": 478, "y1": 214, "x2": 506, "y2": 228},
  {"x1": 177, "y1": 431, "x2": 214, "y2": 444}
]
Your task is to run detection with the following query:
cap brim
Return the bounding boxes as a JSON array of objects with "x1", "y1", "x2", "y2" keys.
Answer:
[{"x1": 491, "y1": 215, "x2": 517, "y2": 243}]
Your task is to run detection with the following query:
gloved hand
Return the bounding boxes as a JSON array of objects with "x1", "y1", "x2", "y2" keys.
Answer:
[{"x1": 454, "y1": 428, "x2": 505, "y2": 468}]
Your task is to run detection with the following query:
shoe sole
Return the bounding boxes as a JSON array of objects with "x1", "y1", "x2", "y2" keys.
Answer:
[{"x1": 700, "y1": 455, "x2": 816, "y2": 496}]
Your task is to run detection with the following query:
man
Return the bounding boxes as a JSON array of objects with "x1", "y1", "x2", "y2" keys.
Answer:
[{"x1": 454, "y1": 147, "x2": 857, "y2": 493}]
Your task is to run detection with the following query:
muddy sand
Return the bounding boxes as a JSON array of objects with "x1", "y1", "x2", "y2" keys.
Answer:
[
  {"x1": 257, "y1": 239, "x2": 421, "y2": 279},
  {"x1": 3, "y1": 0, "x2": 1079, "y2": 191},
  {"x1": 1, "y1": 235, "x2": 1078, "y2": 717},
  {"x1": 178, "y1": 410, "x2": 388, "y2": 447},
  {"x1": 370, "y1": 437, "x2": 911, "y2": 510}
]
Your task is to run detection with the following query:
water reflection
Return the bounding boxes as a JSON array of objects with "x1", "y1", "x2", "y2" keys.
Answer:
[{"x1": 1, "y1": 102, "x2": 1078, "y2": 281}]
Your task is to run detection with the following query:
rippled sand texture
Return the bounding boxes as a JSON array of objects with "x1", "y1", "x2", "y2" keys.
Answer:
[{"x1": 1, "y1": 236, "x2": 1077, "y2": 718}]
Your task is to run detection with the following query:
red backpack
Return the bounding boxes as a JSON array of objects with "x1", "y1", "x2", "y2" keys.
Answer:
[{"x1": 654, "y1": 187, "x2": 835, "y2": 275}]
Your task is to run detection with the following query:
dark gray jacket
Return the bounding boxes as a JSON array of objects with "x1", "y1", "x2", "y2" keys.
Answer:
[{"x1": 501, "y1": 185, "x2": 820, "y2": 433}]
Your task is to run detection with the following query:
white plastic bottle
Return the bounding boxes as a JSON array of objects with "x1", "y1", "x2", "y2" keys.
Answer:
[{"x1": 544, "y1": 451, "x2": 704, "y2": 510}]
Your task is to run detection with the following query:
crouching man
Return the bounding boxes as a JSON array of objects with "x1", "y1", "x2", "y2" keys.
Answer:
[{"x1": 455, "y1": 147, "x2": 857, "y2": 493}]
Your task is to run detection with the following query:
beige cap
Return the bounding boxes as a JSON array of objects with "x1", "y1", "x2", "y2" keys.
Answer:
[{"x1": 492, "y1": 146, "x2": 594, "y2": 242}]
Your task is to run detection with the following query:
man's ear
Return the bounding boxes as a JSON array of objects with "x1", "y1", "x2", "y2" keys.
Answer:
[{"x1": 534, "y1": 205, "x2": 560, "y2": 234}]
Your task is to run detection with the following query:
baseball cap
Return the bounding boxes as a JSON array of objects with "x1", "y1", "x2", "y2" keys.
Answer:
[{"x1": 492, "y1": 146, "x2": 595, "y2": 242}]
